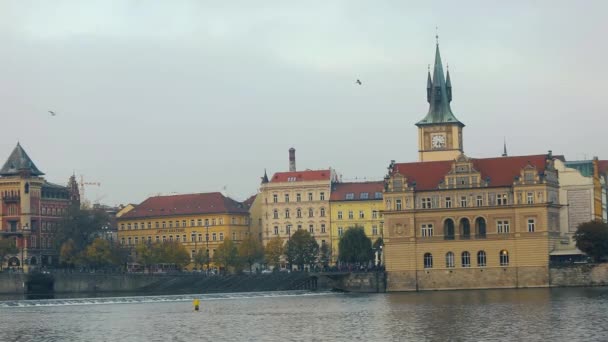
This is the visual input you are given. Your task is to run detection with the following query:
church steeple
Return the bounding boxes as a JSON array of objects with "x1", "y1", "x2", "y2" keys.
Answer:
[
  {"x1": 416, "y1": 40, "x2": 463, "y2": 127},
  {"x1": 261, "y1": 169, "x2": 269, "y2": 184}
]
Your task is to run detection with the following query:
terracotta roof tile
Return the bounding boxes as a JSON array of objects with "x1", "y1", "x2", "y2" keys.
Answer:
[
  {"x1": 330, "y1": 181, "x2": 384, "y2": 201},
  {"x1": 599, "y1": 160, "x2": 608, "y2": 174},
  {"x1": 392, "y1": 154, "x2": 551, "y2": 191},
  {"x1": 271, "y1": 169, "x2": 331, "y2": 183},
  {"x1": 120, "y1": 192, "x2": 248, "y2": 219}
]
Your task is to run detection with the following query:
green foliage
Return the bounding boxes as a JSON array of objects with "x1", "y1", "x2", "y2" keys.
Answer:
[
  {"x1": 338, "y1": 226, "x2": 373, "y2": 264},
  {"x1": 153, "y1": 241, "x2": 191, "y2": 268},
  {"x1": 373, "y1": 237, "x2": 384, "y2": 249},
  {"x1": 265, "y1": 236, "x2": 284, "y2": 268},
  {"x1": 214, "y1": 238, "x2": 240, "y2": 272},
  {"x1": 83, "y1": 238, "x2": 114, "y2": 269},
  {"x1": 318, "y1": 243, "x2": 331, "y2": 267},
  {"x1": 193, "y1": 250, "x2": 210, "y2": 270},
  {"x1": 574, "y1": 220, "x2": 608, "y2": 262},
  {"x1": 0, "y1": 238, "x2": 18, "y2": 270},
  {"x1": 54, "y1": 206, "x2": 110, "y2": 255},
  {"x1": 59, "y1": 239, "x2": 82, "y2": 267},
  {"x1": 285, "y1": 230, "x2": 319, "y2": 270},
  {"x1": 238, "y1": 235, "x2": 264, "y2": 272}
]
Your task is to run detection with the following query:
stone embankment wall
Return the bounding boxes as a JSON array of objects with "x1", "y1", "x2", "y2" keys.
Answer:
[
  {"x1": 0, "y1": 273, "x2": 27, "y2": 294},
  {"x1": 550, "y1": 263, "x2": 608, "y2": 287},
  {"x1": 325, "y1": 272, "x2": 386, "y2": 293}
]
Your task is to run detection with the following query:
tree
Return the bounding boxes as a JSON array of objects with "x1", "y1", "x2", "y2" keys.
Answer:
[
  {"x1": 285, "y1": 230, "x2": 319, "y2": 271},
  {"x1": 193, "y1": 250, "x2": 210, "y2": 270},
  {"x1": 265, "y1": 236, "x2": 284, "y2": 269},
  {"x1": 214, "y1": 239, "x2": 240, "y2": 273},
  {"x1": 318, "y1": 243, "x2": 331, "y2": 269},
  {"x1": 0, "y1": 238, "x2": 18, "y2": 271},
  {"x1": 54, "y1": 205, "x2": 110, "y2": 261},
  {"x1": 338, "y1": 226, "x2": 373, "y2": 265},
  {"x1": 83, "y1": 238, "x2": 114, "y2": 269},
  {"x1": 152, "y1": 241, "x2": 191, "y2": 269},
  {"x1": 238, "y1": 235, "x2": 264, "y2": 272},
  {"x1": 59, "y1": 239, "x2": 81, "y2": 267},
  {"x1": 574, "y1": 220, "x2": 608, "y2": 262}
]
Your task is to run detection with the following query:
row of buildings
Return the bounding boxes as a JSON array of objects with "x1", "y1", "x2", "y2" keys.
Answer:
[{"x1": 2, "y1": 41, "x2": 607, "y2": 291}]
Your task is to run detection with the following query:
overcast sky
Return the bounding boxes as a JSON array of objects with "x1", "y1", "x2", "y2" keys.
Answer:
[{"x1": 1, "y1": 1, "x2": 606, "y2": 206}]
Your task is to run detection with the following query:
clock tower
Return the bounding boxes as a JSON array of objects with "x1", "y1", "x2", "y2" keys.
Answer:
[{"x1": 416, "y1": 39, "x2": 464, "y2": 162}]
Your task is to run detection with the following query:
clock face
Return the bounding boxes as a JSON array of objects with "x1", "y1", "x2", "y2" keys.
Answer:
[{"x1": 431, "y1": 134, "x2": 446, "y2": 149}]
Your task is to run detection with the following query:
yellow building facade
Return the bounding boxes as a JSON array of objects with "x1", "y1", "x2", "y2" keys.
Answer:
[
  {"x1": 383, "y1": 41, "x2": 562, "y2": 291},
  {"x1": 329, "y1": 182, "x2": 384, "y2": 261},
  {"x1": 117, "y1": 192, "x2": 250, "y2": 267}
]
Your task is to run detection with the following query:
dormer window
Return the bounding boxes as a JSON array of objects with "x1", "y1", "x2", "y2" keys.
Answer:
[{"x1": 345, "y1": 193, "x2": 355, "y2": 200}]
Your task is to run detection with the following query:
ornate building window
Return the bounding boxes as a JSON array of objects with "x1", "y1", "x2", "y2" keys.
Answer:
[
  {"x1": 424, "y1": 253, "x2": 433, "y2": 269},
  {"x1": 274, "y1": 226, "x2": 279, "y2": 235},
  {"x1": 212, "y1": 233, "x2": 217, "y2": 241},
  {"x1": 286, "y1": 224, "x2": 292, "y2": 235},
  {"x1": 527, "y1": 192, "x2": 534, "y2": 204},
  {"x1": 460, "y1": 218, "x2": 471, "y2": 239},
  {"x1": 359, "y1": 211, "x2": 364, "y2": 219},
  {"x1": 345, "y1": 193, "x2": 355, "y2": 200},
  {"x1": 338, "y1": 211, "x2": 343, "y2": 220},
  {"x1": 273, "y1": 194, "x2": 278, "y2": 203},
  {"x1": 497, "y1": 220, "x2": 510, "y2": 234},
  {"x1": 372, "y1": 226, "x2": 378, "y2": 235},
  {"x1": 285, "y1": 209, "x2": 290, "y2": 219},
  {"x1": 321, "y1": 224, "x2": 326, "y2": 233},
  {"x1": 461, "y1": 251, "x2": 471, "y2": 267},
  {"x1": 421, "y1": 224, "x2": 433, "y2": 237},
  {"x1": 320, "y1": 192, "x2": 325, "y2": 201},
  {"x1": 527, "y1": 219, "x2": 536, "y2": 232},
  {"x1": 296, "y1": 193, "x2": 301, "y2": 202},
  {"x1": 422, "y1": 197, "x2": 432, "y2": 209},
  {"x1": 296, "y1": 209, "x2": 302, "y2": 218},
  {"x1": 273, "y1": 210, "x2": 279, "y2": 219},
  {"x1": 476, "y1": 195, "x2": 483, "y2": 207},
  {"x1": 444, "y1": 219, "x2": 455, "y2": 240},
  {"x1": 445, "y1": 197, "x2": 452, "y2": 208},
  {"x1": 338, "y1": 227, "x2": 344, "y2": 237},
  {"x1": 320, "y1": 208, "x2": 326, "y2": 217},
  {"x1": 460, "y1": 196, "x2": 467, "y2": 207},
  {"x1": 372, "y1": 210, "x2": 378, "y2": 219},
  {"x1": 309, "y1": 225, "x2": 314, "y2": 234},
  {"x1": 232, "y1": 232, "x2": 236, "y2": 240},
  {"x1": 446, "y1": 252, "x2": 455, "y2": 268},
  {"x1": 477, "y1": 251, "x2": 487, "y2": 267},
  {"x1": 500, "y1": 250, "x2": 509, "y2": 266},
  {"x1": 308, "y1": 193, "x2": 313, "y2": 201},
  {"x1": 348, "y1": 211, "x2": 354, "y2": 219},
  {"x1": 475, "y1": 217, "x2": 487, "y2": 238},
  {"x1": 497, "y1": 194, "x2": 508, "y2": 206},
  {"x1": 285, "y1": 194, "x2": 290, "y2": 203},
  {"x1": 308, "y1": 208, "x2": 314, "y2": 217},
  {"x1": 396, "y1": 199, "x2": 402, "y2": 211}
]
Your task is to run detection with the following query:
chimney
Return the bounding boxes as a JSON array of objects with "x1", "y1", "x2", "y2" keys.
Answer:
[{"x1": 289, "y1": 148, "x2": 296, "y2": 172}]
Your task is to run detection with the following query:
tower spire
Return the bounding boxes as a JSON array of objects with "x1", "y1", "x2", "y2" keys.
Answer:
[
  {"x1": 502, "y1": 137, "x2": 508, "y2": 157},
  {"x1": 416, "y1": 37, "x2": 463, "y2": 127}
]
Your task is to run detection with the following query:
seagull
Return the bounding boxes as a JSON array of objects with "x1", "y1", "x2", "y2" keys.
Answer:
[
  {"x1": 356, "y1": 79, "x2": 362, "y2": 85},
  {"x1": 48, "y1": 111, "x2": 56, "y2": 116}
]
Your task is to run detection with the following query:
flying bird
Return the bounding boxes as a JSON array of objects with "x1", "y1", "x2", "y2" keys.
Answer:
[
  {"x1": 356, "y1": 79, "x2": 362, "y2": 85},
  {"x1": 48, "y1": 111, "x2": 56, "y2": 116}
]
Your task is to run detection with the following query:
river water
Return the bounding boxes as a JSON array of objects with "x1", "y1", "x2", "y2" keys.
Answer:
[{"x1": 1, "y1": 287, "x2": 607, "y2": 341}]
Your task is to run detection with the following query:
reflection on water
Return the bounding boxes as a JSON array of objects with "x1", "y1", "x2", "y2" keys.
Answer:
[{"x1": 1, "y1": 288, "x2": 607, "y2": 341}]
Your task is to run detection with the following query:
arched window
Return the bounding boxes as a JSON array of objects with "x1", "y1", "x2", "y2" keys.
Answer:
[
  {"x1": 444, "y1": 219, "x2": 455, "y2": 240},
  {"x1": 296, "y1": 209, "x2": 302, "y2": 218},
  {"x1": 475, "y1": 217, "x2": 486, "y2": 238},
  {"x1": 445, "y1": 252, "x2": 455, "y2": 268},
  {"x1": 461, "y1": 251, "x2": 471, "y2": 267},
  {"x1": 477, "y1": 251, "x2": 487, "y2": 267},
  {"x1": 460, "y1": 218, "x2": 471, "y2": 239},
  {"x1": 424, "y1": 253, "x2": 433, "y2": 269},
  {"x1": 500, "y1": 250, "x2": 509, "y2": 266},
  {"x1": 320, "y1": 208, "x2": 326, "y2": 217},
  {"x1": 273, "y1": 210, "x2": 278, "y2": 219},
  {"x1": 285, "y1": 209, "x2": 290, "y2": 218},
  {"x1": 308, "y1": 208, "x2": 314, "y2": 217}
]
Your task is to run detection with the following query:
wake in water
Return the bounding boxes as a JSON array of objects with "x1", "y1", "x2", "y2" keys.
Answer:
[{"x1": 0, "y1": 290, "x2": 335, "y2": 308}]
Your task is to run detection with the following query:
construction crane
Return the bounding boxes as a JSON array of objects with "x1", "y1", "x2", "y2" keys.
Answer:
[{"x1": 79, "y1": 175, "x2": 101, "y2": 204}]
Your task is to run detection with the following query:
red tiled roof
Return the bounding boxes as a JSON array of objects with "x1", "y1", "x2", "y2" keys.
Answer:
[
  {"x1": 243, "y1": 194, "x2": 257, "y2": 207},
  {"x1": 120, "y1": 192, "x2": 248, "y2": 219},
  {"x1": 392, "y1": 154, "x2": 551, "y2": 191},
  {"x1": 330, "y1": 181, "x2": 384, "y2": 201},
  {"x1": 271, "y1": 169, "x2": 331, "y2": 183}
]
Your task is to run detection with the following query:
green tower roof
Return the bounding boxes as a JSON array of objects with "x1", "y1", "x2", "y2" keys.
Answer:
[
  {"x1": 0, "y1": 143, "x2": 45, "y2": 177},
  {"x1": 416, "y1": 42, "x2": 464, "y2": 127}
]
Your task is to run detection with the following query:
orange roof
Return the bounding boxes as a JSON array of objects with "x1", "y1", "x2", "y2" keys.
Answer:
[
  {"x1": 392, "y1": 154, "x2": 552, "y2": 191},
  {"x1": 271, "y1": 169, "x2": 331, "y2": 183},
  {"x1": 599, "y1": 160, "x2": 608, "y2": 174},
  {"x1": 330, "y1": 181, "x2": 384, "y2": 201},
  {"x1": 120, "y1": 192, "x2": 248, "y2": 219}
]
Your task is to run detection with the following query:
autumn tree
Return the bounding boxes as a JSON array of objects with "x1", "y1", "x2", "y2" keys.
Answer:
[
  {"x1": 213, "y1": 238, "x2": 240, "y2": 273},
  {"x1": 265, "y1": 236, "x2": 284, "y2": 269},
  {"x1": 238, "y1": 235, "x2": 264, "y2": 273},
  {"x1": 59, "y1": 239, "x2": 82, "y2": 267},
  {"x1": 152, "y1": 241, "x2": 191, "y2": 269},
  {"x1": 338, "y1": 226, "x2": 373, "y2": 265},
  {"x1": 83, "y1": 238, "x2": 114, "y2": 269},
  {"x1": 0, "y1": 238, "x2": 18, "y2": 271},
  {"x1": 574, "y1": 220, "x2": 608, "y2": 262},
  {"x1": 193, "y1": 250, "x2": 210, "y2": 270},
  {"x1": 285, "y1": 230, "x2": 319, "y2": 271}
]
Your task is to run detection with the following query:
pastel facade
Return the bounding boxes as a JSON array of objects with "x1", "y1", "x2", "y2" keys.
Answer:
[
  {"x1": 329, "y1": 182, "x2": 384, "y2": 261},
  {"x1": 0, "y1": 143, "x2": 79, "y2": 270},
  {"x1": 116, "y1": 192, "x2": 250, "y2": 264},
  {"x1": 383, "y1": 41, "x2": 562, "y2": 291}
]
